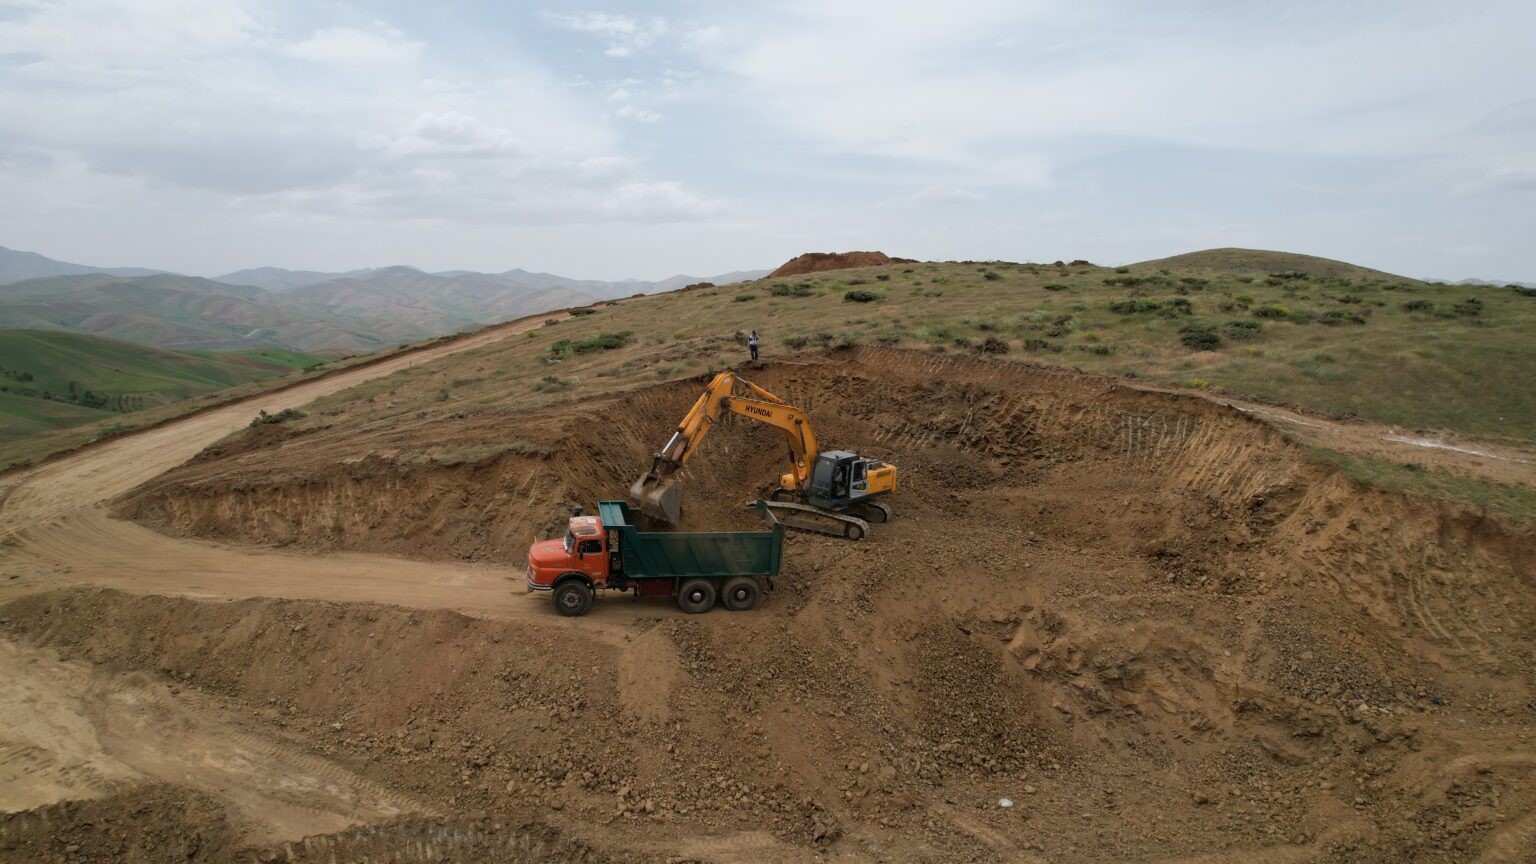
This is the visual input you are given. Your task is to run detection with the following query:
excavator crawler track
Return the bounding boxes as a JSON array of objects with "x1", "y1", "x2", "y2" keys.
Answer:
[{"x1": 751, "y1": 499, "x2": 872, "y2": 541}]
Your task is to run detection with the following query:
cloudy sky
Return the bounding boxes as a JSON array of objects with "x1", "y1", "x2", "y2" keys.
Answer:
[{"x1": 1, "y1": 0, "x2": 1532, "y2": 280}]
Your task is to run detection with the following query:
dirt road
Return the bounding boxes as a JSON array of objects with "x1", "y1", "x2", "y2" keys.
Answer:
[
  {"x1": 0, "y1": 311, "x2": 671, "y2": 627},
  {"x1": 0, "y1": 310, "x2": 660, "y2": 850}
]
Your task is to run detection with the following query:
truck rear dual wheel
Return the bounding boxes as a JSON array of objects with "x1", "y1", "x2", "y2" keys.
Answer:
[
  {"x1": 553, "y1": 580, "x2": 592, "y2": 617},
  {"x1": 677, "y1": 578, "x2": 716, "y2": 614},
  {"x1": 721, "y1": 576, "x2": 760, "y2": 612}
]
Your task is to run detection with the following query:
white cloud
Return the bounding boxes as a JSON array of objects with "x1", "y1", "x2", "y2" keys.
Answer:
[
  {"x1": 0, "y1": 0, "x2": 714, "y2": 234},
  {"x1": 287, "y1": 25, "x2": 423, "y2": 66},
  {"x1": 684, "y1": 0, "x2": 1536, "y2": 190},
  {"x1": 542, "y1": 11, "x2": 669, "y2": 57},
  {"x1": 614, "y1": 104, "x2": 663, "y2": 123}
]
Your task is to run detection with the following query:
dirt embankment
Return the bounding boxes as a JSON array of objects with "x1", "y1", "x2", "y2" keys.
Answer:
[
  {"x1": 767, "y1": 251, "x2": 907, "y2": 278},
  {"x1": 64, "y1": 347, "x2": 1536, "y2": 861}
]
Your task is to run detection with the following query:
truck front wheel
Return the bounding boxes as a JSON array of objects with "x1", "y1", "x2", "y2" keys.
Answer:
[
  {"x1": 676, "y1": 578, "x2": 716, "y2": 614},
  {"x1": 721, "y1": 576, "x2": 760, "y2": 612},
  {"x1": 553, "y1": 580, "x2": 593, "y2": 617}
]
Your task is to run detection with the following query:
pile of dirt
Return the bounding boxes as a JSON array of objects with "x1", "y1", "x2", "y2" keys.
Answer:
[
  {"x1": 11, "y1": 347, "x2": 1536, "y2": 861},
  {"x1": 766, "y1": 251, "x2": 907, "y2": 277},
  {"x1": 0, "y1": 784, "x2": 617, "y2": 864}
]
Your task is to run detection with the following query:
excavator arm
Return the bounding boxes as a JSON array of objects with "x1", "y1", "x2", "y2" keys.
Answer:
[{"x1": 630, "y1": 371, "x2": 819, "y2": 524}]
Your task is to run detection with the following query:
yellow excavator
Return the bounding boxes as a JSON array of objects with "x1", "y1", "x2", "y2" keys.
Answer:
[{"x1": 629, "y1": 370, "x2": 897, "y2": 540}]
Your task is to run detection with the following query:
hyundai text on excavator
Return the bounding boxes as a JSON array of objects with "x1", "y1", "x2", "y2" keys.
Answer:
[{"x1": 629, "y1": 370, "x2": 897, "y2": 540}]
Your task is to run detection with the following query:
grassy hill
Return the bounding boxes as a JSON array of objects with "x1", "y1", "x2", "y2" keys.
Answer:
[
  {"x1": 1130, "y1": 248, "x2": 1398, "y2": 280},
  {"x1": 284, "y1": 253, "x2": 1533, "y2": 449},
  {"x1": 0, "y1": 273, "x2": 394, "y2": 353},
  {"x1": 0, "y1": 330, "x2": 324, "y2": 442}
]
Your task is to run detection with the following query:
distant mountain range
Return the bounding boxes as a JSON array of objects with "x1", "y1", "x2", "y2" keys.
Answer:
[
  {"x1": 0, "y1": 245, "x2": 768, "y2": 355},
  {"x1": 0, "y1": 244, "x2": 163, "y2": 283},
  {"x1": 1451, "y1": 277, "x2": 1536, "y2": 290}
]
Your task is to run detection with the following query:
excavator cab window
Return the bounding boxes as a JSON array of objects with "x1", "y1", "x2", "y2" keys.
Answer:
[{"x1": 851, "y1": 461, "x2": 867, "y2": 492}]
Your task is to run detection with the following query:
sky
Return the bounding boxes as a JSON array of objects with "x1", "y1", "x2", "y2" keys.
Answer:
[{"x1": 0, "y1": 0, "x2": 1533, "y2": 281}]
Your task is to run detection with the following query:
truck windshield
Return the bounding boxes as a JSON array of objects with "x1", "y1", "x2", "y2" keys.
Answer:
[{"x1": 563, "y1": 530, "x2": 575, "y2": 554}]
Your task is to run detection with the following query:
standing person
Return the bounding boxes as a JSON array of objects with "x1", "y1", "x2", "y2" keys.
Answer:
[{"x1": 748, "y1": 330, "x2": 760, "y2": 361}]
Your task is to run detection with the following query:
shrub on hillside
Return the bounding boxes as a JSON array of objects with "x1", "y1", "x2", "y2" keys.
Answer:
[
  {"x1": 1318, "y1": 309, "x2": 1367, "y2": 326},
  {"x1": 1023, "y1": 338, "x2": 1061, "y2": 353},
  {"x1": 1402, "y1": 299, "x2": 1434, "y2": 312},
  {"x1": 770, "y1": 283, "x2": 816, "y2": 297},
  {"x1": 1043, "y1": 283, "x2": 1070, "y2": 291},
  {"x1": 569, "y1": 308, "x2": 597, "y2": 317},
  {"x1": 1222, "y1": 320, "x2": 1263, "y2": 340},
  {"x1": 531, "y1": 375, "x2": 570, "y2": 393},
  {"x1": 783, "y1": 335, "x2": 809, "y2": 349},
  {"x1": 843, "y1": 289, "x2": 881, "y2": 303},
  {"x1": 549, "y1": 331, "x2": 631, "y2": 358},
  {"x1": 1179, "y1": 324, "x2": 1221, "y2": 351},
  {"x1": 982, "y1": 270, "x2": 1002, "y2": 281},
  {"x1": 251, "y1": 408, "x2": 305, "y2": 427},
  {"x1": 1252, "y1": 304, "x2": 1290, "y2": 319},
  {"x1": 1109, "y1": 298, "x2": 1162, "y2": 314},
  {"x1": 1454, "y1": 297, "x2": 1484, "y2": 317},
  {"x1": 977, "y1": 336, "x2": 1009, "y2": 354}
]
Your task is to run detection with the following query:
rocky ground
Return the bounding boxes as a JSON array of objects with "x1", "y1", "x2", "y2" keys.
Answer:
[{"x1": 2, "y1": 347, "x2": 1533, "y2": 863}]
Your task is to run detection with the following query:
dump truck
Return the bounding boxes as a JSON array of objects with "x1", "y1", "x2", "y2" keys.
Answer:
[
  {"x1": 630, "y1": 370, "x2": 898, "y2": 540},
  {"x1": 525, "y1": 500, "x2": 783, "y2": 616}
]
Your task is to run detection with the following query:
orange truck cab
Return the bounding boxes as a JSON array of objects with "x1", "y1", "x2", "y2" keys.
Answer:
[{"x1": 525, "y1": 501, "x2": 782, "y2": 617}]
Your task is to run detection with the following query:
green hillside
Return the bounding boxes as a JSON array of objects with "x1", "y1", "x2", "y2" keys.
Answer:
[
  {"x1": 0, "y1": 330, "x2": 323, "y2": 442},
  {"x1": 1130, "y1": 247, "x2": 1397, "y2": 280},
  {"x1": 294, "y1": 253, "x2": 1534, "y2": 446}
]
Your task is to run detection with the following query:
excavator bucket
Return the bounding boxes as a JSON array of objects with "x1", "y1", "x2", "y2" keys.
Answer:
[{"x1": 629, "y1": 473, "x2": 683, "y2": 525}]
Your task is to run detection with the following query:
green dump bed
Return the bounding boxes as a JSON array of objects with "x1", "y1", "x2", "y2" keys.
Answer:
[{"x1": 597, "y1": 501, "x2": 782, "y2": 580}]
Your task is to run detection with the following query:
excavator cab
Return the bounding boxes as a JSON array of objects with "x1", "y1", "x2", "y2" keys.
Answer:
[{"x1": 805, "y1": 451, "x2": 884, "y2": 509}]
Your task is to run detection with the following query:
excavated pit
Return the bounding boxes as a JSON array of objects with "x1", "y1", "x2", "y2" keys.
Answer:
[{"x1": 6, "y1": 348, "x2": 1534, "y2": 862}]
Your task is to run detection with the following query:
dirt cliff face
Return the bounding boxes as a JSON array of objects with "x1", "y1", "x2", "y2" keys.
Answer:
[
  {"x1": 83, "y1": 347, "x2": 1536, "y2": 861},
  {"x1": 767, "y1": 251, "x2": 903, "y2": 277}
]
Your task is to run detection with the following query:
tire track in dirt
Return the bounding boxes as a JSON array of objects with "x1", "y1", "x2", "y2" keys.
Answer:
[{"x1": 0, "y1": 640, "x2": 425, "y2": 842}]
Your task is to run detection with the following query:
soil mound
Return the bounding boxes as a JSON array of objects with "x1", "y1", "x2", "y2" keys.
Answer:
[{"x1": 767, "y1": 251, "x2": 906, "y2": 277}]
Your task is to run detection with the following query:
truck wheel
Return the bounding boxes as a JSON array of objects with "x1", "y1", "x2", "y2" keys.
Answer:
[
  {"x1": 721, "y1": 576, "x2": 760, "y2": 612},
  {"x1": 553, "y1": 580, "x2": 592, "y2": 617},
  {"x1": 676, "y1": 578, "x2": 716, "y2": 614}
]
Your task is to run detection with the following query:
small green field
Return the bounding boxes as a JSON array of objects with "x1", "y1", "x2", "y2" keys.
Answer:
[{"x1": 0, "y1": 330, "x2": 324, "y2": 443}]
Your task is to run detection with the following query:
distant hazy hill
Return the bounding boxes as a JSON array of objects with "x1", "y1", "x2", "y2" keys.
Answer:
[
  {"x1": 284, "y1": 266, "x2": 595, "y2": 334},
  {"x1": 213, "y1": 266, "x2": 383, "y2": 293},
  {"x1": 0, "y1": 329, "x2": 320, "y2": 442},
  {"x1": 1454, "y1": 277, "x2": 1536, "y2": 290},
  {"x1": 0, "y1": 244, "x2": 162, "y2": 285},
  {"x1": 222, "y1": 263, "x2": 771, "y2": 298},
  {"x1": 1132, "y1": 248, "x2": 1402, "y2": 280},
  {"x1": 0, "y1": 273, "x2": 390, "y2": 354}
]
